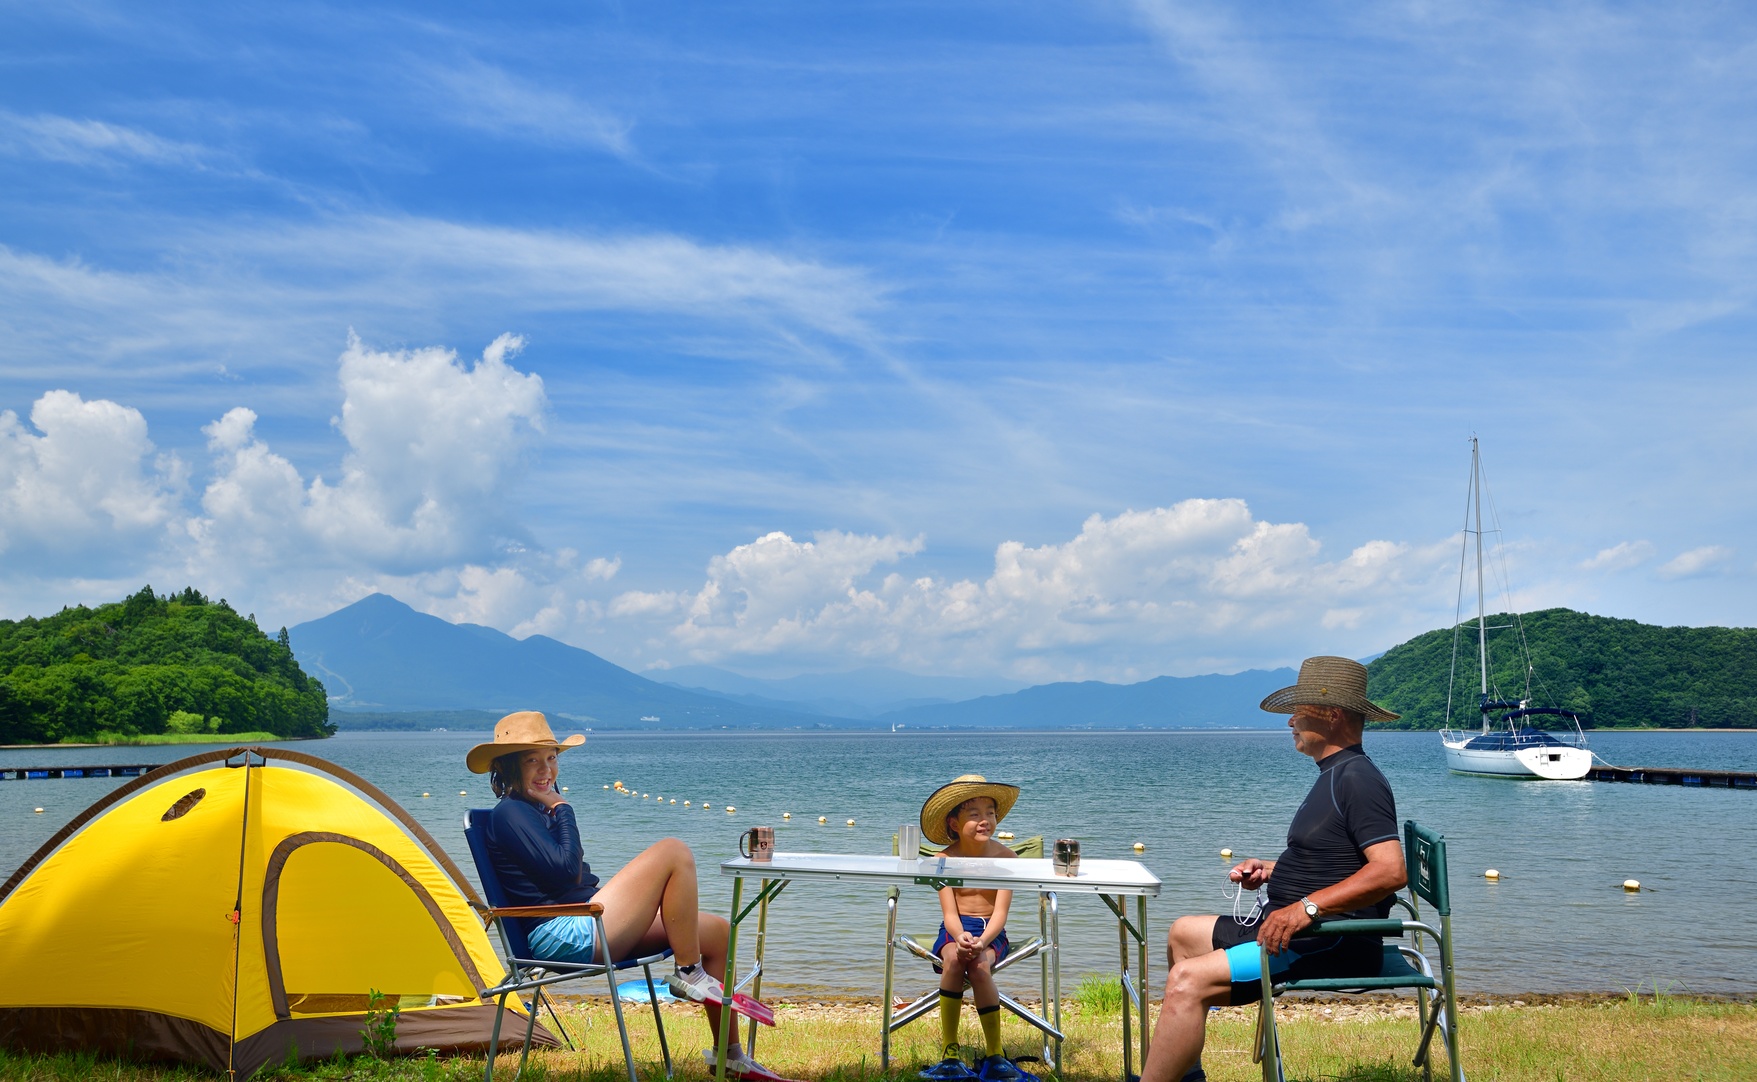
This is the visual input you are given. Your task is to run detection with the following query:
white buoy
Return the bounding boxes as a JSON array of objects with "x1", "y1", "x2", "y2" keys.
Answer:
[
  {"x1": 684, "y1": 801, "x2": 691, "y2": 806},
  {"x1": 782, "y1": 812, "x2": 792, "y2": 819},
  {"x1": 562, "y1": 787, "x2": 569, "y2": 793},
  {"x1": 1623, "y1": 879, "x2": 1641, "y2": 892},
  {"x1": 996, "y1": 831, "x2": 1014, "y2": 840},
  {"x1": 1485, "y1": 869, "x2": 1501, "y2": 880},
  {"x1": 726, "y1": 806, "x2": 736, "y2": 814},
  {"x1": 670, "y1": 799, "x2": 676, "y2": 804},
  {"x1": 1220, "y1": 848, "x2": 1233, "y2": 858},
  {"x1": 703, "y1": 803, "x2": 712, "y2": 810},
  {"x1": 846, "y1": 818, "x2": 856, "y2": 826},
  {"x1": 33, "y1": 807, "x2": 44, "y2": 814},
  {"x1": 604, "y1": 784, "x2": 610, "y2": 789},
  {"x1": 459, "y1": 790, "x2": 467, "y2": 796},
  {"x1": 422, "y1": 792, "x2": 431, "y2": 798},
  {"x1": 818, "y1": 816, "x2": 827, "y2": 824},
  {"x1": 1133, "y1": 842, "x2": 1146, "y2": 852}
]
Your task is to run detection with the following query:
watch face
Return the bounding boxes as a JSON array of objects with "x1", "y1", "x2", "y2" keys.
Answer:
[{"x1": 1304, "y1": 901, "x2": 1319, "y2": 916}]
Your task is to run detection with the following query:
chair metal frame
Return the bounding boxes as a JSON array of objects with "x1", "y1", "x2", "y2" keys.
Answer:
[
  {"x1": 463, "y1": 809, "x2": 675, "y2": 1082},
  {"x1": 1253, "y1": 820, "x2": 1464, "y2": 1082}
]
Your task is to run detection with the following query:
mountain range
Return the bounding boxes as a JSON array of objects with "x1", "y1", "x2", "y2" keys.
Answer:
[{"x1": 289, "y1": 594, "x2": 1293, "y2": 730}]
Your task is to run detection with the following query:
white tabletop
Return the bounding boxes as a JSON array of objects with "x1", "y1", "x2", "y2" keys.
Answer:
[{"x1": 720, "y1": 852, "x2": 1161, "y2": 896}]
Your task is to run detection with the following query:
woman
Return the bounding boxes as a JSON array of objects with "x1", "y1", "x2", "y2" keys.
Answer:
[{"x1": 468, "y1": 711, "x2": 788, "y2": 1081}]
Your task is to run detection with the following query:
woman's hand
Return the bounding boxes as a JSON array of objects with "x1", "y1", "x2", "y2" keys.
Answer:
[{"x1": 528, "y1": 784, "x2": 567, "y2": 811}]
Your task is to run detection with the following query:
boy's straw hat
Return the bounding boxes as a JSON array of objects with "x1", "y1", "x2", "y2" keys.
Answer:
[
  {"x1": 465, "y1": 711, "x2": 586, "y2": 774},
  {"x1": 1258, "y1": 656, "x2": 1399, "y2": 723},
  {"x1": 920, "y1": 774, "x2": 1020, "y2": 846}
]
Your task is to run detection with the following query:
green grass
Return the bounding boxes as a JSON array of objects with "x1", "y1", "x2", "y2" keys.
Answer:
[{"x1": 0, "y1": 997, "x2": 1750, "y2": 1081}]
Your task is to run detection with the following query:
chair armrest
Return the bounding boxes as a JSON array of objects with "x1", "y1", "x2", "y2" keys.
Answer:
[
  {"x1": 1294, "y1": 918, "x2": 1407, "y2": 937},
  {"x1": 488, "y1": 903, "x2": 604, "y2": 919}
]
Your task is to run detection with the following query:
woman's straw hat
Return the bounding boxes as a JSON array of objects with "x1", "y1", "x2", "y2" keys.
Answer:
[
  {"x1": 919, "y1": 774, "x2": 1020, "y2": 846},
  {"x1": 1258, "y1": 656, "x2": 1399, "y2": 723},
  {"x1": 465, "y1": 711, "x2": 587, "y2": 774}
]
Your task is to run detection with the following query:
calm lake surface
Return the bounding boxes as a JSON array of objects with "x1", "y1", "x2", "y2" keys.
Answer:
[{"x1": 3, "y1": 729, "x2": 1753, "y2": 997}]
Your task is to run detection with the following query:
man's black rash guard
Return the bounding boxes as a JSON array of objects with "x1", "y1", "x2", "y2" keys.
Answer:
[
  {"x1": 1267, "y1": 745, "x2": 1400, "y2": 920},
  {"x1": 486, "y1": 798, "x2": 601, "y2": 930}
]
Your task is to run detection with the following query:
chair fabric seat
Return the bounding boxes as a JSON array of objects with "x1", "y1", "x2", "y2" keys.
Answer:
[{"x1": 1280, "y1": 945, "x2": 1435, "y2": 993}]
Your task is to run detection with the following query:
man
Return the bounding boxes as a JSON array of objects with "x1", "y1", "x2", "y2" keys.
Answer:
[{"x1": 1140, "y1": 656, "x2": 1408, "y2": 1082}]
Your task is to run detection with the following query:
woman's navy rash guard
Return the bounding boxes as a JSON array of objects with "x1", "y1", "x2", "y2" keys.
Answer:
[
  {"x1": 486, "y1": 797, "x2": 602, "y2": 929},
  {"x1": 1266, "y1": 744, "x2": 1400, "y2": 921}
]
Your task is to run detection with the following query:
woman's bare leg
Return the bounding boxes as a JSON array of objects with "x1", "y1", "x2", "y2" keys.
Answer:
[
  {"x1": 594, "y1": 837, "x2": 703, "y2": 964},
  {"x1": 592, "y1": 838, "x2": 732, "y2": 1037}
]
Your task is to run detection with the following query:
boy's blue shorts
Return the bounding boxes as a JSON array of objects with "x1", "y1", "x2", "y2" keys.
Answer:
[{"x1": 933, "y1": 916, "x2": 1010, "y2": 963}]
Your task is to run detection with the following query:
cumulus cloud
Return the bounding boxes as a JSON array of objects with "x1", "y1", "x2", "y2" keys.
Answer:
[
  {"x1": 1581, "y1": 540, "x2": 1655, "y2": 572},
  {"x1": 623, "y1": 500, "x2": 1448, "y2": 679},
  {"x1": 193, "y1": 333, "x2": 547, "y2": 573},
  {"x1": 0, "y1": 390, "x2": 184, "y2": 570},
  {"x1": 1657, "y1": 545, "x2": 1735, "y2": 581}
]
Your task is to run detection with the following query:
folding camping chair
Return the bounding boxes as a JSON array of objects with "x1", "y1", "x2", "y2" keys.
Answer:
[
  {"x1": 464, "y1": 809, "x2": 674, "y2": 1082},
  {"x1": 1253, "y1": 820, "x2": 1464, "y2": 1082},
  {"x1": 884, "y1": 836, "x2": 1060, "y2": 1060}
]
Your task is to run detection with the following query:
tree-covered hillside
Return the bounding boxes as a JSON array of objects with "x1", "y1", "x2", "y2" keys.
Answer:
[
  {"x1": 1367, "y1": 608, "x2": 1757, "y2": 729},
  {"x1": 0, "y1": 586, "x2": 331, "y2": 744}
]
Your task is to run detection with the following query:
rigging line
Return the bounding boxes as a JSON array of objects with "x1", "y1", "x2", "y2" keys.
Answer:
[{"x1": 1445, "y1": 439, "x2": 1475, "y2": 731}]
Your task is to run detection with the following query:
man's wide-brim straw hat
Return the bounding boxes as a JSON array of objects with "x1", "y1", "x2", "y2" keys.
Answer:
[
  {"x1": 466, "y1": 711, "x2": 586, "y2": 774},
  {"x1": 1259, "y1": 656, "x2": 1400, "y2": 723},
  {"x1": 920, "y1": 774, "x2": 1020, "y2": 846}
]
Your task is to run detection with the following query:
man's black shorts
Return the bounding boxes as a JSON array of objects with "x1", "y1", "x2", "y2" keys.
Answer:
[{"x1": 1210, "y1": 915, "x2": 1383, "y2": 1005}]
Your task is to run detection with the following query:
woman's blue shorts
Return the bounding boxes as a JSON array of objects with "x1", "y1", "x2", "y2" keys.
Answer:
[{"x1": 527, "y1": 914, "x2": 600, "y2": 964}]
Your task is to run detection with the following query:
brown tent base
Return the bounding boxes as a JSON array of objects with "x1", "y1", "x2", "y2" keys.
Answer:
[{"x1": 0, "y1": 1004, "x2": 558, "y2": 1077}]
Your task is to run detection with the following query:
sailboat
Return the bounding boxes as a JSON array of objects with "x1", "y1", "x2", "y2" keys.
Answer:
[{"x1": 1438, "y1": 438, "x2": 1594, "y2": 780}]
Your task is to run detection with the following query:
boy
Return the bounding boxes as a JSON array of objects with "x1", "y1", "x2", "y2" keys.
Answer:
[{"x1": 918, "y1": 774, "x2": 1023, "y2": 1082}]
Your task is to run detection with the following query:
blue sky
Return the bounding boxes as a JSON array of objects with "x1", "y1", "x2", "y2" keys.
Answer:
[{"x1": 2, "y1": 1, "x2": 1754, "y2": 682}]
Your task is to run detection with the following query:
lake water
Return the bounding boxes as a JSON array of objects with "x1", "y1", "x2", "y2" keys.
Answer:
[{"x1": 3, "y1": 729, "x2": 1753, "y2": 998}]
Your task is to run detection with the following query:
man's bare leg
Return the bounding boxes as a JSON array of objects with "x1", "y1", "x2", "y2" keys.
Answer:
[{"x1": 1140, "y1": 950, "x2": 1232, "y2": 1082}]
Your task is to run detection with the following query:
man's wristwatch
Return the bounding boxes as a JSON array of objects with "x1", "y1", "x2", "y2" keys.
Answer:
[{"x1": 1301, "y1": 896, "x2": 1320, "y2": 918}]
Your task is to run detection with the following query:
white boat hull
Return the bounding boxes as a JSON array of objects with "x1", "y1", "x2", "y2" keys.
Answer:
[{"x1": 1441, "y1": 738, "x2": 1592, "y2": 780}]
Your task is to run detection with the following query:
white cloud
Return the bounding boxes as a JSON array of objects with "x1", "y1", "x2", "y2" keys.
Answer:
[
  {"x1": 0, "y1": 111, "x2": 216, "y2": 169},
  {"x1": 1657, "y1": 545, "x2": 1735, "y2": 581},
  {"x1": 0, "y1": 390, "x2": 184, "y2": 570},
  {"x1": 416, "y1": 60, "x2": 636, "y2": 159},
  {"x1": 1581, "y1": 540, "x2": 1654, "y2": 572},
  {"x1": 621, "y1": 501, "x2": 1449, "y2": 679},
  {"x1": 194, "y1": 333, "x2": 547, "y2": 573}
]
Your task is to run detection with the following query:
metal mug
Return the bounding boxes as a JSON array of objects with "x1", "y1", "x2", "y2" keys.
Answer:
[
  {"x1": 899, "y1": 823, "x2": 921, "y2": 858},
  {"x1": 740, "y1": 825, "x2": 775, "y2": 863},
  {"x1": 1053, "y1": 837, "x2": 1081, "y2": 877}
]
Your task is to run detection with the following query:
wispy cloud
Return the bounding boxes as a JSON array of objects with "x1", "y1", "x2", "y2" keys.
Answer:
[
  {"x1": 1582, "y1": 540, "x2": 1654, "y2": 572},
  {"x1": 1658, "y1": 546, "x2": 1735, "y2": 581},
  {"x1": 413, "y1": 59, "x2": 637, "y2": 159},
  {"x1": 0, "y1": 111, "x2": 219, "y2": 170}
]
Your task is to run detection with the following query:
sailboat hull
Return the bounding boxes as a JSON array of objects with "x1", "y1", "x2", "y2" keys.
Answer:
[{"x1": 1440, "y1": 735, "x2": 1591, "y2": 779}]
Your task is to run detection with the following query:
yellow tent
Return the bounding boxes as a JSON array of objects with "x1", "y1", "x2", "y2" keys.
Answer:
[{"x1": 0, "y1": 747, "x2": 555, "y2": 1077}]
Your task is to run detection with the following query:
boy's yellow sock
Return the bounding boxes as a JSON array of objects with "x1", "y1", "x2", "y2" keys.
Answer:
[
  {"x1": 938, "y1": 989, "x2": 962, "y2": 1057},
  {"x1": 977, "y1": 1004, "x2": 1002, "y2": 1056}
]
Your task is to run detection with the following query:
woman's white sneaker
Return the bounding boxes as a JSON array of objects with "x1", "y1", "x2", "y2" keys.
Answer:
[{"x1": 666, "y1": 964, "x2": 723, "y2": 1005}]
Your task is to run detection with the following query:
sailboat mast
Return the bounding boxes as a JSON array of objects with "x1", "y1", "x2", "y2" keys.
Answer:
[{"x1": 1472, "y1": 438, "x2": 1489, "y2": 727}]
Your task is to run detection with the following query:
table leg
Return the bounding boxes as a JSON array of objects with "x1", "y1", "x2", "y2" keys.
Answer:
[
  {"x1": 1138, "y1": 894, "x2": 1150, "y2": 1075},
  {"x1": 1049, "y1": 890, "x2": 1062, "y2": 1079},
  {"x1": 882, "y1": 887, "x2": 899, "y2": 1070},
  {"x1": 747, "y1": 880, "x2": 770, "y2": 1056},
  {"x1": 715, "y1": 876, "x2": 744, "y2": 1082},
  {"x1": 1117, "y1": 894, "x2": 1133, "y2": 1082},
  {"x1": 1038, "y1": 893, "x2": 1050, "y2": 1067}
]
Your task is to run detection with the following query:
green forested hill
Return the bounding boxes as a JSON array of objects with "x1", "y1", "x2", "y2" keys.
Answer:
[
  {"x1": 1367, "y1": 608, "x2": 1757, "y2": 729},
  {"x1": 0, "y1": 586, "x2": 331, "y2": 744}
]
